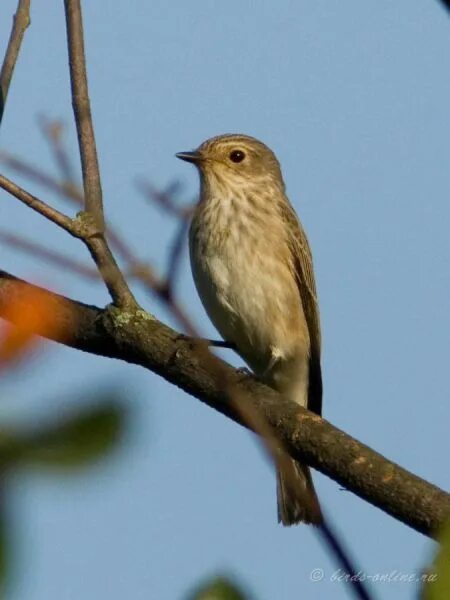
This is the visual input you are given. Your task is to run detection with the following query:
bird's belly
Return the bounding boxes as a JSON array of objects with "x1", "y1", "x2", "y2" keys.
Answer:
[{"x1": 190, "y1": 239, "x2": 305, "y2": 374}]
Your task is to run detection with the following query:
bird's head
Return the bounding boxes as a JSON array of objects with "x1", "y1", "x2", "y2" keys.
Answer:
[{"x1": 176, "y1": 134, "x2": 284, "y2": 193}]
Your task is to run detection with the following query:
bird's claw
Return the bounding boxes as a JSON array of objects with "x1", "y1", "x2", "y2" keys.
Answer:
[
  {"x1": 207, "y1": 339, "x2": 237, "y2": 350},
  {"x1": 236, "y1": 366, "x2": 252, "y2": 378}
]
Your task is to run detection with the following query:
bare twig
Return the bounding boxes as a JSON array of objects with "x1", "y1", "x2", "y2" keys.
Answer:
[
  {"x1": 63, "y1": 0, "x2": 103, "y2": 226},
  {"x1": 135, "y1": 181, "x2": 200, "y2": 331},
  {"x1": 164, "y1": 214, "x2": 191, "y2": 296},
  {"x1": 0, "y1": 173, "x2": 75, "y2": 234},
  {"x1": 0, "y1": 0, "x2": 31, "y2": 126},
  {"x1": 437, "y1": 0, "x2": 450, "y2": 14},
  {"x1": 84, "y1": 235, "x2": 136, "y2": 306},
  {"x1": 0, "y1": 173, "x2": 133, "y2": 304},
  {"x1": 138, "y1": 180, "x2": 187, "y2": 218},
  {"x1": 0, "y1": 149, "x2": 137, "y2": 265},
  {"x1": 62, "y1": 0, "x2": 136, "y2": 309},
  {"x1": 38, "y1": 117, "x2": 80, "y2": 190},
  {"x1": 0, "y1": 149, "x2": 194, "y2": 326},
  {"x1": 0, "y1": 150, "x2": 83, "y2": 204},
  {"x1": 319, "y1": 521, "x2": 374, "y2": 600},
  {"x1": 0, "y1": 229, "x2": 98, "y2": 279},
  {"x1": 129, "y1": 261, "x2": 198, "y2": 336}
]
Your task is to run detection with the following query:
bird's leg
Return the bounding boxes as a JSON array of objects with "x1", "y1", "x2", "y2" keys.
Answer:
[
  {"x1": 236, "y1": 366, "x2": 253, "y2": 377},
  {"x1": 207, "y1": 339, "x2": 237, "y2": 350},
  {"x1": 174, "y1": 333, "x2": 236, "y2": 350}
]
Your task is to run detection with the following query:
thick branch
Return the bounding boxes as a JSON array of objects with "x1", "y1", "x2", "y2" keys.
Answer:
[
  {"x1": 0, "y1": 269, "x2": 448, "y2": 539},
  {"x1": 0, "y1": 0, "x2": 31, "y2": 125}
]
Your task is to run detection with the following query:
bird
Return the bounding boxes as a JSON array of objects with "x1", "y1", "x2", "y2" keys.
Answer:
[{"x1": 176, "y1": 134, "x2": 322, "y2": 525}]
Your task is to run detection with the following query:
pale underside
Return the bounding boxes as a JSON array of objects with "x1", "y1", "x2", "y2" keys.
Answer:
[{"x1": 190, "y1": 189, "x2": 312, "y2": 407}]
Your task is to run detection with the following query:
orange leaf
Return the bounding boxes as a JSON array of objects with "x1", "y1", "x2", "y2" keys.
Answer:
[{"x1": 0, "y1": 286, "x2": 60, "y2": 369}]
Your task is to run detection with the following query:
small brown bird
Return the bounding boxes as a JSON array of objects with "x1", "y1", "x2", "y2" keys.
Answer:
[{"x1": 177, "y1": 134, "x2": 322, "y2": 525}]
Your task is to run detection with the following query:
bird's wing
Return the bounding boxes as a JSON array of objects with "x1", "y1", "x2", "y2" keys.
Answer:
[{"x1": 280, "y1": 200, "x2": 323, "y2": 415}]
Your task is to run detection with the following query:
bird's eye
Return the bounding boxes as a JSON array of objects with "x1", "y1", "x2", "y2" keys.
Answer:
[{"x1": 229, "y1": 149, "x2": 246, "y2": 163}]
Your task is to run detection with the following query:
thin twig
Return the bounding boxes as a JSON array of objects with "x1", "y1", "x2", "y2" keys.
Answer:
[
  {"x1": 38, "y1": 117, "x2": 80, "y2": 189},
  {"x1": 0, "y1": 173, "x2": 75, "y2": 235},
  {"x1": 63, "y1": 0, "x2": 103, "y2": 226},
  {"x1": 165, "y1": 301, "x2": 198, "y2": 338},
  {"x1": 318, "y1": 521, "x2": 375, "y2": 600},
  {"x1": 437, "y1": 0, "x2": 450, "y2": 14},
  {"x1": 0, "y1": 0, "x2": 31, "y2": 126},
  {"x1": 63, "y1": 0, "x2": 136, "y2": 309},
  {"x1": 0, "y1": 229, "x2": 98, "y2": 280},
  {"x1": 138, "y1": 180, "x2": 186, "y2": 218},
  {"x1": 0, "y1": 174, "x2": 131, "y2": 300},
  {"x1": 164, "y1": 217, "x2": 191, "y2": 296},
  {"x1": 0, "y1": 150, "x2": 192, "y2": 323},
  {"x1": 0, "y1": 150, "x2": 83, "y2": 204},
  {"x1": 135, "y1": 180, "x2": 200, "y2": 331},
  {"x1": 0, "y1": 148, "x2": 138, "y2": 267}
]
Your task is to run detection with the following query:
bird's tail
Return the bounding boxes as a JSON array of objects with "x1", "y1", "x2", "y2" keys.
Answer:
[{"x1": 276, "y1": 457, "x2": 322, "y2": 526}]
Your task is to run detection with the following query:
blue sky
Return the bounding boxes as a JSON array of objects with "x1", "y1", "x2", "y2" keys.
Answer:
[{"x1": 1, "y1": 1, "x2": 449, "y2": 599}]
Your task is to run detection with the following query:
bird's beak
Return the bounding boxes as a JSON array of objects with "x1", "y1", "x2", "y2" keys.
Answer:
[{"x1": 175, "y1": 151, "x2": 203, "y2": 164}]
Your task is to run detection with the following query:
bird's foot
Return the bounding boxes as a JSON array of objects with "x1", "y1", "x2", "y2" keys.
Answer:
[
  {"x1": 174, "y1": 334, "x2": 234, "y2": 347},
  {"x1": 207, "y1": 339, "x2": 237, "y2": 350},
  {"x1": 236, "y1": 366, "x2": 253, "y2": 377}
]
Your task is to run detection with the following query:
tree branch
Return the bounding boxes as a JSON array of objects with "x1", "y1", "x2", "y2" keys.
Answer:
[
  {"x1": 0, "y1": 269, "x2": 448, "y2": 539},
  {"x1": 62, "y1": 0, "x2": 136, "y2": 310},
  {"x1": 437, "y1": 0, "x2": 450, "y2": 14},
  {"x1": 0, "y1": 173, "x2": 76, "y2": 234},
  {"x1": 0, "y1": 229, "x2": 98, "y2": 280},
  {"x1": 0, "y1": 149, "x2": 83, "y2": 204},
  {"x1": 0, "y1": 0, "x2": 31, "y2": 125},
  {"x1": 63, "y1": 0, "x2": 102, "y2": 225}
]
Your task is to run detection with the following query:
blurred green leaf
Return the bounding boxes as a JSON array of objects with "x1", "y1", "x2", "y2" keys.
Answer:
[
  {"x1": 0, "y1": 487, "x2": 11, "y2": 598},
  {"x1": 0, "y1": 515, "x2": 6, "y2": 594},
  {"x1": 24, "y1": 402, "x2": 126, "y2": 470},
  {"x1": 422, "y1": 518, "x2": 450, "y2": 600},
  {"x1": 0, "y1": 432, "x2": 23, "y2": 469},
  {"x1": 187, "y1": 577, "x2": 249, "y2": 600},
  {"x1": 0, "y1": 399, "x2": 126, "y2": 472},
  {"x1": 0, "y1": 397, "x2": 127, "y2": 593}
]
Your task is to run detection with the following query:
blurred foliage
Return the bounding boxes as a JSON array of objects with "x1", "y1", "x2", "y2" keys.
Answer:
[
  {"x1": 0, "y1": 397, "x2": 127, "y2": 594},
  {"x1": 0, "y1": 286, "x2": 62, "y2": 373},
  {"x1": 0, "y1": 400, "x2": 125, "y2": 471},
  {"x1": 187, "y1": 577, "x2": 249, "y2": 600},
  {"x1": 0, "y1": 497, "x2": 8, "y2": 596},
  {"x1": 422, "y1": 518, "x2": 450, "y2": 600}
]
